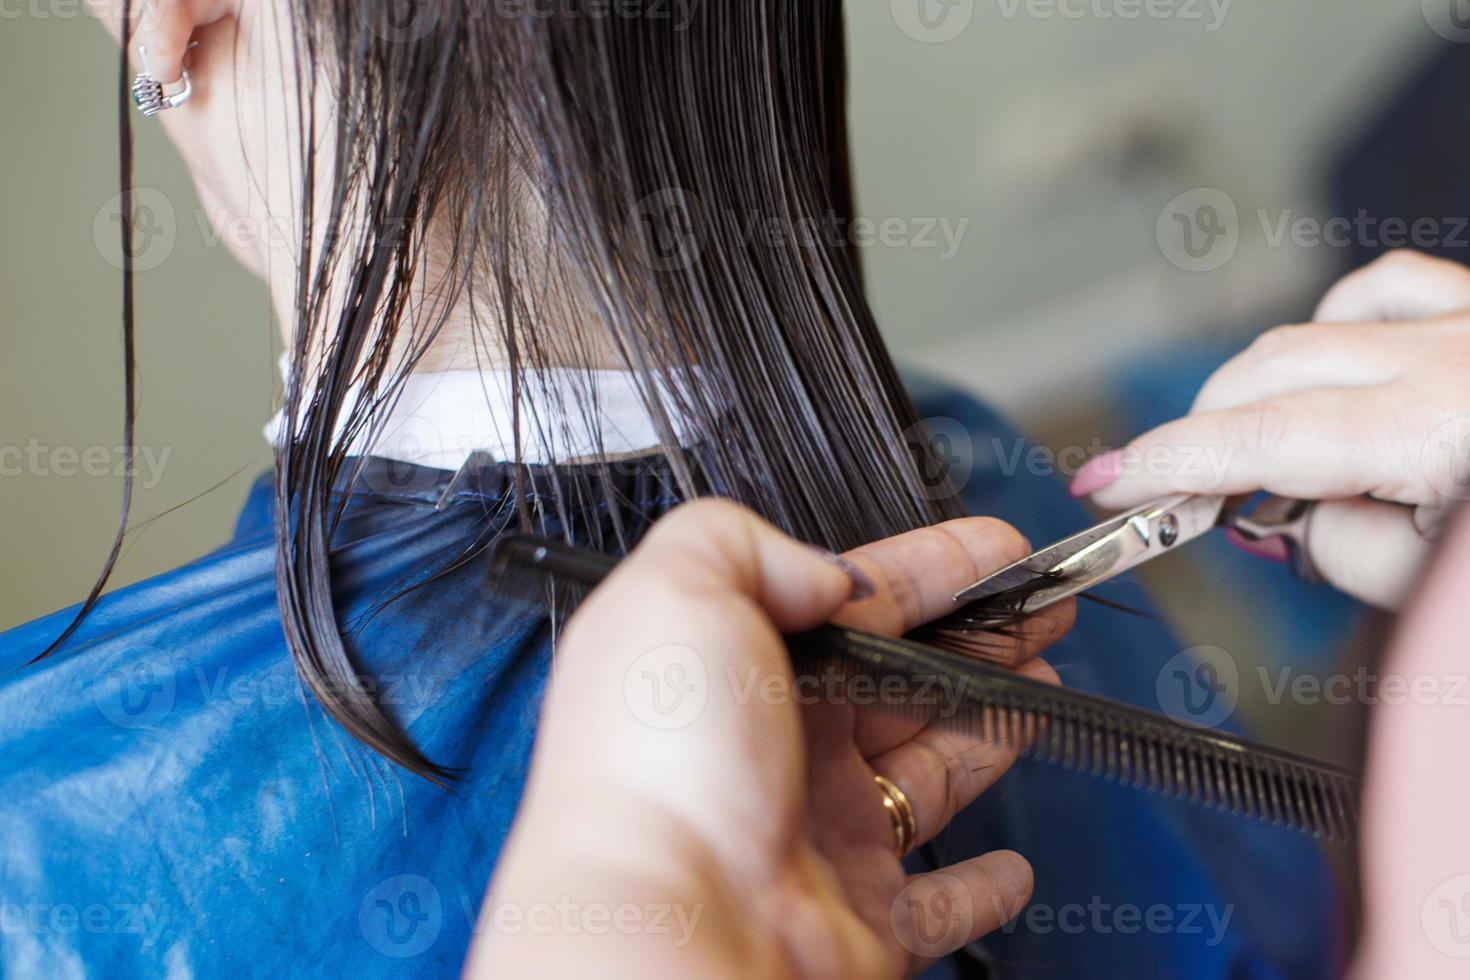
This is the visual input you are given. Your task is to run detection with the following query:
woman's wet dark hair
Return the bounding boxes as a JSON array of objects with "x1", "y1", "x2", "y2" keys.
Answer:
[{"x1": 66, "y1": 0, "x2": 963, "y2": 780}]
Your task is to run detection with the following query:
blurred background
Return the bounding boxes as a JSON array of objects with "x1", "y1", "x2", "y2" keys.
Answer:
[{"x1": 0, "y1": 2, "x2": 1463, "y2": 755}]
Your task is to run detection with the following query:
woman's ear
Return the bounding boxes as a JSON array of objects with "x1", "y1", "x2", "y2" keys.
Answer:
[
  {"x1": 93, "y1": 0, "x2": 236, "y2": 83},
  {"x1": 141, "y1": 1, "x2": 236, "y2": 83}
]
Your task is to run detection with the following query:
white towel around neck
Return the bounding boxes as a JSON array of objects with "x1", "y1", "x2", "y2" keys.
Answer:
[{"x1": 263, "y1": 358, "x2": 699, "y2": 471}]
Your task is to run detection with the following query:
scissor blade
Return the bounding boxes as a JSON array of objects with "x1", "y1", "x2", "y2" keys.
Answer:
[{"x1": 952, "y1": 495, "x2": 1224, "y2": 612}]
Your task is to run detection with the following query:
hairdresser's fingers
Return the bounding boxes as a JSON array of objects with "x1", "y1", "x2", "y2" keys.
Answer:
[
  {"x1": 835, "y1": 517, "x2": 1074, "y2": 757},
  {"x1": 549, "y1": 499, "x2": 857, "y2": 742},
  {"x1": 606, "y1": 499, "x2": 858, "y2": 636},
  {"x1": 889, "y1": 852, "x2": 1033, "y2": 973},
  {"x1": 1189, "y1": 322, "x2": 1406, "y2": 416},
  {"x1": 837, "y1": 517, "x2": 1075, "y2": 653},
  {"x1": 542, "y1": 501, "x2": 857, "y2": 864},
  {"x1": 868, "y1": 656, "x2": 1058, "y2": 848},
  {"x1": 1078, "y1": 386, "x2": 1405, "y2": 511},
  {"x1": 1301, "y1": 497, "x2": 1435, "y2": 609},
  {"x1": 1313, "y1": 250, "x2": 1470, "y2": 324}
]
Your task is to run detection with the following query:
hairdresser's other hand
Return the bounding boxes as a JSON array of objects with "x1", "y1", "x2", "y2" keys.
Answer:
[
  {"x1": 468, "y1": 501, "x2": 1073, "y2": 979},
  {"x1": 1071, "y1": 250, "x2": 1470, "y2": 609}
]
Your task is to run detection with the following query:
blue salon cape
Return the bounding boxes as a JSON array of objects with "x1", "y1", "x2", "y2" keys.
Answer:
[{"x1": 0, "y1": 380, "x2": 1341, "y2": 978}]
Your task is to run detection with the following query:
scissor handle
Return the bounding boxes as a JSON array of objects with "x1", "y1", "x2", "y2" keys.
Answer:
[{"x1": 1225, "y1": 495, "x2": 1322, "y2": 584}]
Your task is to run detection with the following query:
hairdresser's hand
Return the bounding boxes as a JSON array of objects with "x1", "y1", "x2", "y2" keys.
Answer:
[
  {"x1": 467, "y1": 501, "x2": 1073, "y2": 979},
  {"x1": 1071, "y1": 250, "x2": 1470, "y2": 609}
]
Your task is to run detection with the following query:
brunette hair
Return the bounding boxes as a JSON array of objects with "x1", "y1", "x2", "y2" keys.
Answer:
[{"x1": 67, "y1": 0, "x2": 961, "y2": 779}]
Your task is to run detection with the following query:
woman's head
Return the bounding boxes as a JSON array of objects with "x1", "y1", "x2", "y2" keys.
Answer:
[{"x1": 91, "y1": 0, "x2": 962, "y2": 777}]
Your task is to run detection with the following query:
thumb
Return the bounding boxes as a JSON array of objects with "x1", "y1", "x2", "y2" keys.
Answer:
[{"x1": 1300, "y1": 498, "x2": 1432, "y2": 610}]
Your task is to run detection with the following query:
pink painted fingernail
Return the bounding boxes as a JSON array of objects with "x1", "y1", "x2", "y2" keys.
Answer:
[
  {"x1": 1225, "y1": 528, "x2": 1291, "y2": 564},
  {"x1": 1069, "y1": 450, "x2": 1124, "y2": 498}
]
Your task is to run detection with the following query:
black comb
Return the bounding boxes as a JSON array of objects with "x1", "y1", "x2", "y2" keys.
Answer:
[{"x1": 488, "y1": 535, "x2": 1360, "y2": 841}]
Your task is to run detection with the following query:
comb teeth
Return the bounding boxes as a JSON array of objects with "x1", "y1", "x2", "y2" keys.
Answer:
[
  {"x1": 796, "y1": 634, "x2": 1359, "y2": 842},
  {"x1": 490, "y1": 535, "x2": 1361, "y2": 842}
]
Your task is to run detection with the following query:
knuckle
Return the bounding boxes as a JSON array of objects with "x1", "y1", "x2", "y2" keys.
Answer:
[
  {"x1": 645, "y1": 499, "x2": 768, "y2": 571},
  {"x1": 658, "y1": 498, "x2": 750, "y2": 536},
  {"x1": 943, "y1": 517, "x2": 1030, "y2": 567},
  {"x1": 881, "y1": 563, "x2": 924, "y2": 626},
  {"x1": 1374, "y1": 248, "x2": 1430, "y2": 272},
  {"x1": 1225, "y1": 402, "x2": 1290, "y2": 451},
  {"x1": 1243, "y1": 323, "x2": 1310, "y2": 363}
]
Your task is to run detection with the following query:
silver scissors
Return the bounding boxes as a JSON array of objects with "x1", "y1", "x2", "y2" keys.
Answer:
[{"x1": 952, "y1": 494, "x2": 1318, "y2": 616}]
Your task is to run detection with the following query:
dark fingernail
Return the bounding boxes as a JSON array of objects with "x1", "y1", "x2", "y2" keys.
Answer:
[{"x1": 807, "y1": 546, "x2": 877, "y2": 601}]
